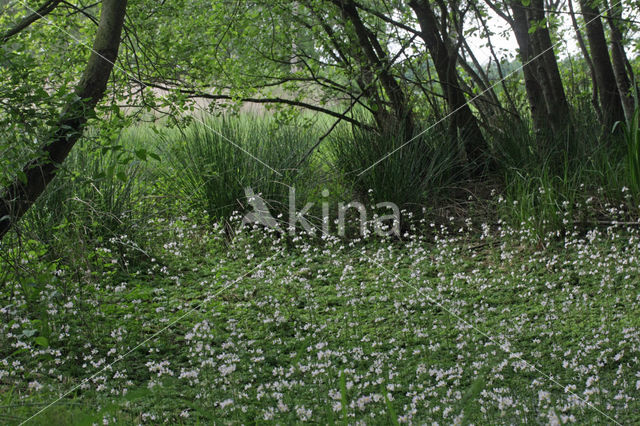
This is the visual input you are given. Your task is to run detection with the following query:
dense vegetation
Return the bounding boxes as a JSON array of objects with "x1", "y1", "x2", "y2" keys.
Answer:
[{"x1": 1, "y1": 0, "x2": 640, "y2": 423}]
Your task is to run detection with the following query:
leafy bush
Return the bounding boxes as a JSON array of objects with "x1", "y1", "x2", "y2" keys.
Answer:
[{"x1": 19, "y1": 127, "x2": 157, "y2": 258}]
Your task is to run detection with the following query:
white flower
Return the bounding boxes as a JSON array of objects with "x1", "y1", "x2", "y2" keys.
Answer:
[{"x1": 219, "y1": 399, "x2": 233, "y2": 409}]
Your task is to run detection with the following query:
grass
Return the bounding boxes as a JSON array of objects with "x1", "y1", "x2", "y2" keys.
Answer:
[
  {"x1": 2, "y1": 111, "x2": 640, "y2": 424},
  {"x1": 622, "y1": 108, "x2": 640, "y2": 196},
  {"x1": 1, "y1": 215, "x2": 640, "y2": 423},
  {"x1": 329, "y1": 121, "x2": 459, "y2": 209},
  {"x1": 493, "y1": 106, "x2": 636, "y2": 234},
  {"x1": 19, "y1": 145, "x2": 145, "y2": 264},
  {"x1": 160, "y1": 116, "x2": 321, "y2": 227}
]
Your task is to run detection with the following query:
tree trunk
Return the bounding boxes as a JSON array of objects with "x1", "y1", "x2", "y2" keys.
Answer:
[
  {"x1": 509, "y1": 2, "x2": 548, "y2": 134},
  {"x1": 530, "y1": 0, "x2": 572, "y2": 130},
  {"x1": 409, "y1": 0, "x2": 488, "y2": 171},
  {"x1": 604, "y1": 0, "x2": 635, "y2": 121},
  {"x1": 333, "y1": 0, "x2": 414, "y2": 135},
  {"x1": 510, "y1": 0, "x2": 572, "y2": 139},
  {"x1": 568, "y1": 0, "x2": 602, "y2": 121},
  {"x1": 0, "y1": 0, "x2": 128, "y2": 240},
  {"x1": 578, "y1": 0, "x2": 625, "y2": 130}
]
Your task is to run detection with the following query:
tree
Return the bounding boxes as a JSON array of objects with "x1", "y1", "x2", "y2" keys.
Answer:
[
  {"x1": 329, "y1": 0, "x2": 415, "y2": 135},
  {"x1": 0, "y1": 0, "x2": 128, "y2": 240},
  {"x1": 578, "y1": 0, "x2": 625, "y2": 130},
  {"x1": 486, "y1": 0, "x2": 573, "y2": 139},
  {"x1": 408, "y1": 0, "x2": 489, "y2": 170},
  {"x1": 604, "y1": 0, "x2": 636, "y2": 121}
]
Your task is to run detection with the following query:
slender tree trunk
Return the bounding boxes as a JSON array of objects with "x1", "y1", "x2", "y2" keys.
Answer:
[
  {"x1": 409, "y1": 0, "x2": 488, "y2": 171},
  {"x1": 508, "y1": 0, "x2": 573, "y2": 140},
  {"x1": 1, "y1": 0, "x2": 63, "y2": 43},
  {"x1": 459, "y1": 38, "x2": 500, "y2": 109},
  {"x1": 568, "y1": 0, "x2": 602, "y2": 121},
  {"x1": 578, "y1": 0, "x2": 625, "y2": 130},
  {"x1": 604, "y1": 0, "x2": 635, "y2": 121},
  {"x1": 310, "y1": 10, "x2": 389, "y2": 127},
  {"x1": 530, "y1": 0, "x2": 572, "y2": 128},
  {"x1": 333, "y1": 0, "x2": 414, "y2": 135},
  {"x1": 0, "y1": 0, "x2": 128, "y2": 240},
  {"x1": 472, "y1": 2, "x2": 519, "y2": 116},
  {"x1": 509, "y1": 2, "x2": 548, "y2": 133}
]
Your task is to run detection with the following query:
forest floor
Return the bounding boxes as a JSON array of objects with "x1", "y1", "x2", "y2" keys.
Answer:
[{"x1": 2, "y1": 217, "x2": 640, "y2": 424}]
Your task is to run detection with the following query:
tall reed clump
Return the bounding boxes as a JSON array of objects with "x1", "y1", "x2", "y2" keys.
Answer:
[
  {"x1": 162, "y1": 116, "x2": 320, "y2": 227},
  {"x1": 328, "y1": 122, "x2": 458, "y2": 210},
  {"x1": 500, "y1": 160, "x2": 581, "y2": 234}
]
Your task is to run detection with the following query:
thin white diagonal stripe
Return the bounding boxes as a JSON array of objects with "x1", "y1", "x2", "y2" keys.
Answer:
[
  {"x1": 9, "y1": 1, "x2": 623, "y2": 424},
  {"x1": 10, "y1": 0, "x2": 282, "y2": 176},
  {"x1": 18, "y1": 253, "x2": 280, "y2": 425},
  {"x1": 264, "y1": 214, "x2": 621, "y2": 423},
  {"x1": 357, "y1": 0, "x2": 625, "y2": 177}
]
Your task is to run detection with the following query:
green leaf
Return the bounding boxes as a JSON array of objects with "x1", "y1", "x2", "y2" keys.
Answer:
[
  {"x1": 135, "y1": 149, "x2": 148, "y2": 161},
  {"x1": 339, "y1": 371, "x2": 349, "y2": 424},
  {"x1": 35, "y1": 336, "x2": 49, "y2": 347},
  {"x1": 17, "y1": 170, "x2": 27, "y2": 185},
  {"x1": 22, "y1": 329, "x2": 37, "y2": 338},
  {"x1": 380, "y1": 383, "x2": 399, "y2": 426}
]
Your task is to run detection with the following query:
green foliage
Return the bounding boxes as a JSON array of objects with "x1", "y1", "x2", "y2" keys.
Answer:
[
  {"x1": 3, "y1": 216, "x2": 640, "y2": 423},
  {"x1": 621, "y1": 109, "x2": 640, "y2": 196},
  {"x1": 491, "y1": 104, "x2": 632, "y2": 235},
  {"x1": 17, "y1": 127, "x2": 159, "y2": 263},
  {"x1": 500, "y1": 161, "x2": 578, "y2": 233},
  {"x1": 161, "y1": 116, "x2": 320, "y2": 226},
  {"x1": 329, "y1": 122, "x2": 458, "y2": 209}
]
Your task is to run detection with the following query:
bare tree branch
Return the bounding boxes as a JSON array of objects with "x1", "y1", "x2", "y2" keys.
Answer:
[{"x1": 139, "y1": 81, "x2": 371, "y2": 129}]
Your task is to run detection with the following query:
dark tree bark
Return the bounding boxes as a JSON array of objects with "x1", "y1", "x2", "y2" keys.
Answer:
[
  {"x1": 408, "y1": 0, "x2": 488, "y2": 170},
  {"x1": 331, "y1": 0, "x2": 414, "y2": 135},
  {"x1": 1, "y1": 0, "x2": 63, "y2": 43},
  {"x1": 568, "y1": 0, "x2": 602, "y2": 121},
  {"x1": 509, "y1": 0, "x2": 572, "y2": 139},
  {"x1": 471, "y1": 1, "x2": 519, "y2": 116},
  {"x1": 578, "y1": 0, "x2": 625, "y2": 130},
  {"x1": 0, "y1": 0, "x2": 128, "y2": 240},
  {"x1": 529, "y1": 0, "x2": 572, "y2": 127},
  {"x1": 509, "y1": 1, "x2": 548, "y2": 133},
  {"x1": 604, "y1": 0, "x2": 635, "y2": 121}
]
